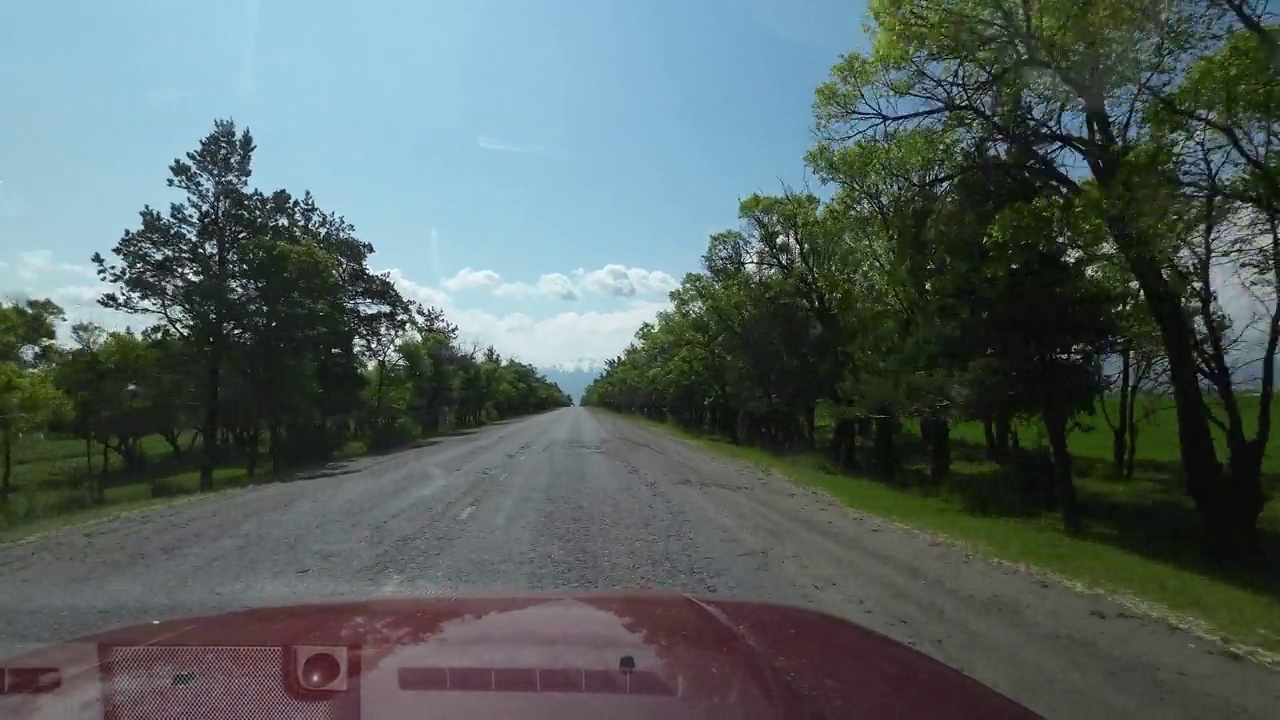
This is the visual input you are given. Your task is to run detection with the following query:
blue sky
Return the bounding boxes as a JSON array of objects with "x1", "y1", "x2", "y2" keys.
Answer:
[{"x1": 0, "y1": 0, "x2": 868, "y2": 368}]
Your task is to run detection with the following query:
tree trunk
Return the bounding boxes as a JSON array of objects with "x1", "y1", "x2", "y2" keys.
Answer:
[
  {"x1": 1126, "y1": 424, "x2": 1139, "y2": 480},
  {"x1": 1, "y1": 426, "x2": 12, "y2": 498},
  {"x1": 983, "y1": 417, "x2": 996, "y2": 458},
  {"x1": 1151, "y1": 290, "x2": 1232, "y2": 554},
  {"x1": 924, "y1": 414, "x2": 951, "y2": 482},
  {"x1": 1043, "y1": 412, "x2": 1082, "y2": 535},
  {"x1": 829, "y1": 417, "x2": 859, "y2": 471},
  {"x1": 269, "y1": 425, "x2": 281, "y2": 474},
  {"x1": 1111, "y1": 216, "x2": 1230, "y2": 556},
  {"x1": 1113, "y1": 348, "x2": 1131, "y2": 475},
  {"x1": 993, "y1": 416, "x2": 1011, "y2": 461},
  {"x1": 199, "y1": 337, "x2": 223, "y2": 493},
  {"x1": 246, "y1": 427, "x2": 260, "y2": 479},
  {"x1": 170, "y1": 433, "x2": 182, "y2": 457},
  {"x1": 1211, "y1": 438, "x2": 1267, "y2": 562},
  {"x1": 871, "y1": 410, "x2": 898, "y2": 480},
  {"x1": 122, "y1": 437, "x2": 143, "y2": 476},
  {"x1": 374, "y1": 359, "x2": 387, "y2": 415},
  {"x1": 84, "y1": 435, "x2": 102, "y2": 503}
]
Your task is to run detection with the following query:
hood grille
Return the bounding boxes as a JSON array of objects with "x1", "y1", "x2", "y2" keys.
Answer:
[{"x1": 103, "y1": 646, "x2": 343, "y2": 720}]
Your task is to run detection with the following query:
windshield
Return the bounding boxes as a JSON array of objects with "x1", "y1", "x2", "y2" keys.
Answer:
[{"x1": 1, "y1": 1, "x2": 1278, "y2": 719}]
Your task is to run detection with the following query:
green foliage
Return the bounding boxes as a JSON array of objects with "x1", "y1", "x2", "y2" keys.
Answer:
[
  {"x1": 590, "y1": 1, "x2": 1280, "y2": 560},
  {"x1": 2, "y1": 120, "x2": 571, "y2": 534}
]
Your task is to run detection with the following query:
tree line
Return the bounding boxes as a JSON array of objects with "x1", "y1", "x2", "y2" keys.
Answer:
[
  {"x1": 1, "y1": 120, "x2": 570, "y2": 500},
  {"x1": 583, "y1": 0, "x2": 1280, "y2": 563}
]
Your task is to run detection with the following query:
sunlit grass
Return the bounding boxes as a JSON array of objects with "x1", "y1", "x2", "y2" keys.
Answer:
[
  {"x1": 4, "y1": 424, "x2": 429, "y2": 542},
  {"x1": 3, "y1": 430, "x2": 341, "y2": 538}
]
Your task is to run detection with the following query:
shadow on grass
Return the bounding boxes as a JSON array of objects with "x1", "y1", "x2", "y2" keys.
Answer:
[
  {"x1": 893, "y1": 437, "x2": 1280, "y2": 603},
  {"x1": 925, "y1": 438, "x2": 1280, "y2": 598},
  {"x1": 678, "y1": 419, "x2": 1280, "y2": 604},
  {"x1": 1068, "y1": 454, "x2": 1280, "y2": 597}
]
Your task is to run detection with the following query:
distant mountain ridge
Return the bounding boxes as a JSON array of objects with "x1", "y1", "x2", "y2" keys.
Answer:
[
  {"x1": 544, "y1": 358, "x2": 607, "y2": 373},
  {"x1": 539, "y1": 361, "x2": 604, "y2": 404}
]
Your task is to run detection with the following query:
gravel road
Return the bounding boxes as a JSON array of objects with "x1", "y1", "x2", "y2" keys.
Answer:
[{"x1": 1, "y1": 407, "x2": 1276, "y2": 718}]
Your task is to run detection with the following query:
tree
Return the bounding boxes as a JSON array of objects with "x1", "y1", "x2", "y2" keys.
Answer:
[
  {"x1": 2, "y1": 121, "x2": 574, "y2": 522},
  {"x1": 0, "y1": 299, "x2": 67, "y2": 497},
  {"x1": 94, "y1": 119, "x2": 258, "y2": 492},
  {"x1": 0, "y1": 366, "x2": 66, "y2": 497},
  {"x1": 808, "y1": 0, "x2": 1276, "y2": 558}
]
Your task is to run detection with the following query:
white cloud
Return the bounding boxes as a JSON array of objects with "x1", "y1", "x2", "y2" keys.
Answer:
[
  {"x1": 378, "y1": 269, "x2": 667, "y2": 366},
  {"x1": 491, "y1": 282, "x2": 538, "y2": 299},
  {"x1": 1, "y1": 250, "x2": 671, "y2": 367},
  {"x1": 441, "y1": 268, "x2": 583, "y2": 302},
  {"x1": 0, "y1": 272, "x2": 145, "y2": 340},
  {"x1": 441, "y1": 267, "x2": 502, "y2": 292},
  {"x1": 379, "y1": 266, "x2": 667, "y2": 365},
  {"x1": 15, "y1": 250, "x2": 98, "y2": 280},
  {"x1": 443, "y1": 300, "x2": 669, "y2": 368},
  {"x1": 493, "y1": 273, "x2": 580, "y2": 301},
  {"x1": 381, "y1": 267, "x2": 452, "y2": 308},
  {"x1": 536, "y1": 273, "x2": 579, "y2": 301},
  {"x1": 476, "y1": 135, "x2": 550, "y2": 156},
  {"x1": 51, "y1": 285, "x2": 106, "y2": 305},
  {"x1": 576, "y1": 264, "x2": 678, "y2": 297},
  {"x1": 440, "y1": 264, "x2": 675, "y2": 301}
]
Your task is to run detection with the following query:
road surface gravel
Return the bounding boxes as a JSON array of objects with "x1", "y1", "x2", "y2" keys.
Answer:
[{"x1": 1, "y1": 407, "x2": 1276, "y2": 718}]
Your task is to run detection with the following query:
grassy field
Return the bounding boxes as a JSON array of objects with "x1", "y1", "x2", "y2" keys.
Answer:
[
  {"x1": 618, "y1": 395, "x2": 1280, "y2": 663},
  {"x1": 0, "y1": 431, "x2": 367, "y2": 542},
  {"x1": 0, "y1": 415, "x2": 529, "y2": 542}
]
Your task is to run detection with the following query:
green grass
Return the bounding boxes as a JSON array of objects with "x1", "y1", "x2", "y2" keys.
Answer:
[
  {"x1": 0, "y1": 413, "x2": 516, "y2": 543},
  {"x1": 614, "y1": 402, "x2": 1280, "y2": 663},
  {"x1": 0, "y1": 481, "x2": 234, "y2": 544},
  {"x1": 1, "y1": 429, "x2": 372, "y2": 542}
]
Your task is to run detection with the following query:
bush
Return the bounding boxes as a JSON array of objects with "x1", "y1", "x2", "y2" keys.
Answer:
[
  {"x1": 946, "y1": 459, "x2": 1047, "y2": 518},
  {"x1": 149, "y1": 478, "x2": 188, "y2": 498},
  {"x1": 366, "y1": 416, "x2": 421, "y2": 451}
]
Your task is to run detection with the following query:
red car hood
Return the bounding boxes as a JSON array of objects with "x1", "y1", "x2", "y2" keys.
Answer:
[{"x1": 0, "y1": 593, "x2": 1038, "y2": 719}]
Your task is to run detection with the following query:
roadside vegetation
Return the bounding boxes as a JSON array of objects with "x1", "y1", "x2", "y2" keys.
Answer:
[
  {"x1": 584, "y1": 2, "x2": 1280, "y2": 655},
  {"x1": 1, "y1": 122, "x2": 571, "y2": 537}
]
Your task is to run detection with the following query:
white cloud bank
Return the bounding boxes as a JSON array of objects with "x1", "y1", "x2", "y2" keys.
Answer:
[
  {"x1": 493, "y1": 273, "x2": 579, "y2": 301},
  {"x1": 0, "y1": 252, "x2": 674, "y2": 368},
  {"x1": 441, "y1": 267, "x2": 502, "y2": 292},
  {"x1": 440, "y1": 264, "x2": 677, "y2": 302},
  {"x1": 14, "y1": 250, "x2": 98, "y2": 281},
  {"x1": 575, "y1": 264, "x2": 678, "y2": 297},
  {"x1": 383, "y1": 265, "x2": 665, "y2": 367},
  {"x1": 6, "y1": 247, "x2": 1280, "y2": 376}
]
